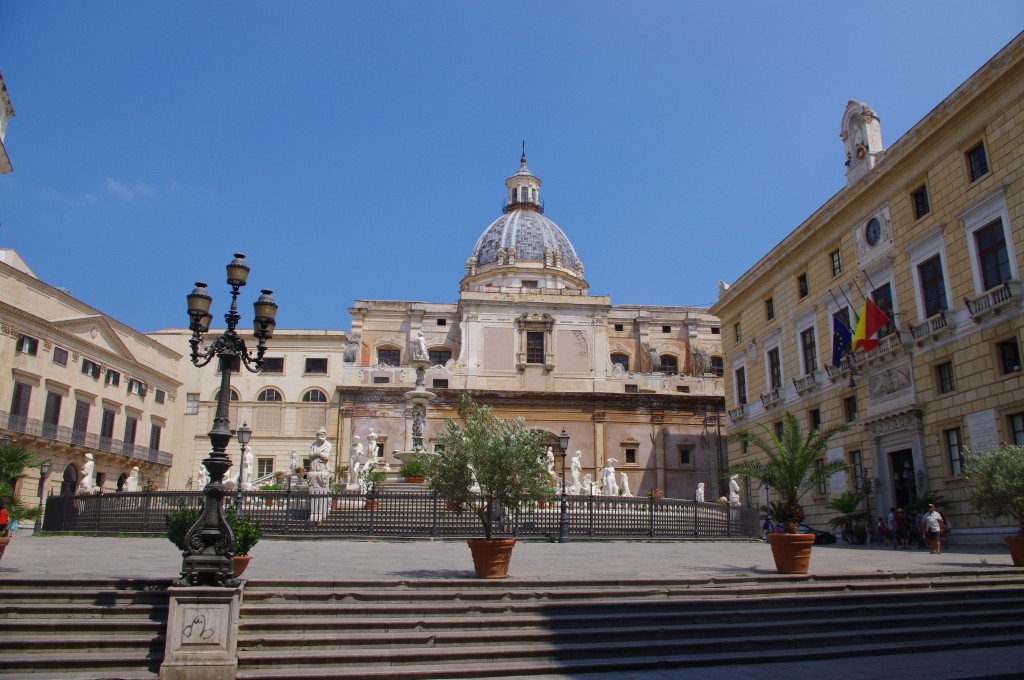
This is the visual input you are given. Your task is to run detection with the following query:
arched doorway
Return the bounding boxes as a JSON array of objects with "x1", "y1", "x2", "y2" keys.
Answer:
[
  {"x1": 60, "y1": 463, "x2": 79, "y2": 496},
  {"x1": 116, "y1": 472, "x2": 128, "y2": 492}
]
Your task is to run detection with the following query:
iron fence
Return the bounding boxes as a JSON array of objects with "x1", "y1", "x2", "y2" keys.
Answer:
[{"x1": 43, "y1": 489, "x2": 760, "y2": 540}]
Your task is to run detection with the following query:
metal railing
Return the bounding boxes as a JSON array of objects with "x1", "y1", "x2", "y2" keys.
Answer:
[
  {"x1": 1, "y1": 411, "x2": 173, "y2": 467},
  {"x1": 43, "y1": 489, "x2": 760, "y2": 541}
]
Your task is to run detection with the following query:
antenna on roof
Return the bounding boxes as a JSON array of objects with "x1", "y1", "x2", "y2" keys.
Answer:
[{"x1": 521, "y1": 140, "x2": 526, "y2": 160}]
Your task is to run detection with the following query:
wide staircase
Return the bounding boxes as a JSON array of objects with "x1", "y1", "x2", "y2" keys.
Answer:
[
  {"x1": 0, "y1": 577, "x2": 171, "y2": 679},
  {"x1": 234, "y1": 572, "x2": 1024, "y2": 679},
  {"x1": 2, "y1": 573, "x2": 1024, "y2": 678}
]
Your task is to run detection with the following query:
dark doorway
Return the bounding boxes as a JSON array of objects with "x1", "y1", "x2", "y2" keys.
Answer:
[{"x1": 889, "y1": 449, "x2": 916, "y2": 509}]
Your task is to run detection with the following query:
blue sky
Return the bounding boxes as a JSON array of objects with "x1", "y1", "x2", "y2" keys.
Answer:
[{"x1": 1, "y1": 3, "x2": 1021, "y2": 333}]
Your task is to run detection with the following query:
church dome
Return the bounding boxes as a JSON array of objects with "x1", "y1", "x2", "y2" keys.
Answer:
[{"x1": 463, "y1": 153, "x2": 586, "y2": 292}]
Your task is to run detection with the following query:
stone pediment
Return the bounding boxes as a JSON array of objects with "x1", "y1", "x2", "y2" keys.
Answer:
[{"x1": 51, "y1": 315, "x2": 137, "y2": 363}]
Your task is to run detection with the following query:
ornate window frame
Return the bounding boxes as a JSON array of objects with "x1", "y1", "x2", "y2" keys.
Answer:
[{"x1": 515, "y1": 313, "x2": 554, "y2": 371}]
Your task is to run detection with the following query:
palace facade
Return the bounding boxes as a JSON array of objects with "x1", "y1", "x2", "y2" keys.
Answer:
[{"x1": 711, "y1": 32, "x2": 1024, "y2": 542}]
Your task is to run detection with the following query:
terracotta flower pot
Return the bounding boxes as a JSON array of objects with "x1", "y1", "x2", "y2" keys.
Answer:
[
  {"x1": 233, "y1": 555, "x2": 252, "y2": 578},
  {"x1": 404, "y1": 477, "x2": 425, "y2": 484},
  {"x1": 365, "y1": 499, "x2": 379, "y2": 511},
  {"x1": 0, "y1": 536, "x2": 9, "y2": 562},
  {"x1": 767, "y1": 532, "x2": 816, "y2": 574},
  {"x1": 467, "y1": 538, "x2": 516, "y2": 579},
  {"x1": 1004, "y1": 535, "x2": 1024, "y2": 567}
]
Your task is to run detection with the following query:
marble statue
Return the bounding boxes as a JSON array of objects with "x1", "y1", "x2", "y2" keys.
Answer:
[
  {"x1": 695, "y1": 482, "x2": 705, "y2": 503},
  {"x1": 412, "y1": 331, "x2": 429, "y2": 361},
  {"x1": 348, "y1": 436, "x2": 364, "y2": 488},
  {"x1": 195, "y1": 463, "x2": 210, "y2": 490},
  {"x1": 78, "y1": 453, "x2": 98, "y2": 494},
  {"x1": 290, "y1": 449, "x2": 298, "y2": 473},
  {"x1": 581, "y1": 473, "x2": 594, "y2": 495},
  {"x1": 307, "y1": 427, "x2": 332, "y2": 492},
  {"x1": 729, "y1": 474, "x2": 741, "y2": 507},
  {"x1": 601, "y1": 459, "x2": 619, "y2": 496},
  {"x1": 468, "y1": 464, "x2": 481, "y2": 494},
  {"x1": 569, "y1": 450, "x2": 582, "y2": 494},
  {"x1": 367, "y1": 429, "x2": 379, "y2": 458},
  {"x1": 241, "y1": 445, "x2": 255, "y2": 491},
  {"x1": 544, "y1": 447, "x2": 557, "y2": 485},
  {"x1": 620, "y1": 472, "x2": 632, "y2": 497},
  {"x1": 125, "y1": 466, "x2": 140, "y2": 493}
]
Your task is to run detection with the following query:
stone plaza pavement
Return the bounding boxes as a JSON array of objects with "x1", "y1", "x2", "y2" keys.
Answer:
[{"x1": 2, "y1": 536, "x2": 1023, "y2": 679}]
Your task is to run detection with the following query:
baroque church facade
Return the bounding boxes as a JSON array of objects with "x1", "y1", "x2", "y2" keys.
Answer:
[{"x1": 156, "y1": 155, "x2": 726, "y2": 501}]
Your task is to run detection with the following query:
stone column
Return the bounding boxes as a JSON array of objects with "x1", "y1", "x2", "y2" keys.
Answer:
[{"x1": 593, "y1": 411, "x2": 606, "y2": 479}]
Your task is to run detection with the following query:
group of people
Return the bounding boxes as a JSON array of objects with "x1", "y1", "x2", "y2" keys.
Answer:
[{"x1": 842, "y1": 504, "x2": 948, "y2": 554}]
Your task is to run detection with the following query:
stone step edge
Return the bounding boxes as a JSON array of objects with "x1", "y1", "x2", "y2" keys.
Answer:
[{"x1": 234, "y1": 636, "x2": 1024, "y2": 679}]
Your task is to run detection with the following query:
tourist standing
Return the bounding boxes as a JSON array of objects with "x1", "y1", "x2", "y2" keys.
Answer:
[{"x1": 923, "y1": 503, "x2": 944, "y2": 555}]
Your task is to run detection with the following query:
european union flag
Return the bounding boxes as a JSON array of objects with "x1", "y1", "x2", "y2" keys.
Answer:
[{"x1": 832, "y1": 316, "x2": 853, "y2": 368}]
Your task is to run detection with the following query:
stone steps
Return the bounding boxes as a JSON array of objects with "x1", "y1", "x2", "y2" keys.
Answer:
[{"x1": 233, "y1": 574, "x2": 1024, "y2": 679}]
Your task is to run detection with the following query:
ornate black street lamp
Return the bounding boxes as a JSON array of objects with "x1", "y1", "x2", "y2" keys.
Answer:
[
  {"x1": 236, "y1": 421, "x2": 251, "y2": 506},
  {"x1": 557, "y1": 428, "x2": 570, "y2": 544},
  {"x1": 855, "y1": 471, "x2": 880, "y2": 528},
  {"x1": 174, "y1": 253, "x2": 277, "y2": 587}
]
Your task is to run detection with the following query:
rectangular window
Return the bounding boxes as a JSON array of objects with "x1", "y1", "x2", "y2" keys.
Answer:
[
  {"x1": 816, "y1": 460, "x2": 826, "y2": 494},
  {"x1": 614, "y1": 324, "x2": 624, "y2": 332},
  {"x1": 154, "y1": 389, "x2": 165, "y2": 405},
  {"x1": 105, "y1": 370, "x2": 120, "y2": 387},
  {"x1": 767, "y1": 348, "x2": 781, "y2": 390},
  {"x1": 124, "y1": 416, "x2": 138, "y2": 446},
  {"x1": 734, "y1": 323, "x2": 741, "y2": 342},
  {"x1": 1009, "y1": 413, "x2": 1024, "y2": 446},
  {"x1": 918, "y1": 254, "x2": 948, "y2": 318},
  {"x1": 741, "y1": 438, "x2": 749, "y2": 454},
  {"x1": 774, "y1": 421, "x2": 784, "y2": 440},
  {"x1": 662, "y1": 325, "x2": 671, "y2": 334},
  {"x1": 186, "y1": 393, "x2": 199, "y2": 415},
  {"x1": 526, "y1": 331, "x2": 544, "y2": 364},
  {"x1": 831, "y1": 250, "x2": 842, "y2": 277},
  {"x1": 624, "y1": 448, "x2": 637, "y2": 465},
  {"x1": 100, "y1": 408, "x2": 116, "y2": 440},
  {"x1": 73, "y1": 400, "x2": 90, "y2": 443},
  {"x1": 127, "y1": 379, "x2": 146, "y2": 397},
  {"x1": 845, "y1": 395, "x2": 858, "y2": 422},
  {"x1": 735, "y1": 367, "x2": 747, "y2": 405},
  {"x1": 304, "y1": 357, "x2": 328, "y2": 374},
  {"x1": 429, "y1": 349, "x2": 451, "y2": 365},
  {"x1": 711, "y1": 326, "x2": 720, "y2": 335},
  {"x1": 16, "y1": 334, "x2": 39, "y2": 356},
  {"x1": 936, "y1": 361, "x2": 955, "y2": 394},
  {"x1": 611, "y1": 354, "x2": 629, "y2": 371},
  {"x1": 801, "y1": 327, "x2": 817, "y2": 374},
  {"x1": 432, "y1": 378, "x2": 449, "y2": 389},
  {"x1": 850, "y1": 451, "x2": 863, "y2": 485},
  {"x1": 797, "y1": 273, "x2": 809, "y2": 299},
  {"x1": 43, "y1": 391, "x2": 62, "y2": 428},
  {"x1": 676, "y1": 386, "x2": 690, "y2": 393},
  {"x1": 521, "y1": 280, "x2": 538, "y2": 288},
  {"x1": 711, "y1": 356, "x2": 724, "y2": 376},
  {"x1": 945, "y1": 427, "x2": 964, "y2": 475},
  {"x1": 149, "y1": 423, "x2": 162, "y2": 451},
  {"x1": 373, "y1": 376, "x2": 391, "y2": 384},
  {"x1": 262, "y1": 357, "x2": 285, "y2": 374},
  {"x1": 809, "y1": 408, "x2": 821, "y2": 432},
  {"x1": 52, "y1": 347, "x2": 69, "y2": 366},
  {"x1": 257, "y1": 458, "x2": 274, "y2": 478},
  {"x1": 912, "y1": 185, "x2": 931, "y2": 219},
  {"x1": 967, "y1": 142, "x2": 989, "y2": 182},
  {"x1": 998, "y1": 339, "x2": 1022, "y2": 374},
  {"x1": 872, "y1": 283, "x2": 896, "y2": 339},
  {"x1": 437, "y1": 318, "x2": 447, "y2": 326},
  {"x1": 10, "y1": 381, "x2": 31, "y2": 418},
  {"x1": 82, "y1": 359, "x2": 101, "y2": 379},
  {"x1": 625, "y1": 384, "x2": 639, "y2": 393},
  {"x1": 679, "y1": 447, "x2": 692, "y2": 466},
  {"x1": 765, "y1": 298, "x2": 775, "y2": 321},
  {"x1": 975, "y1": 219, "x2": 1011, "y2": 291},
  {"x1": 378, "y1": 349, "x2": 400, "y2": 366}
]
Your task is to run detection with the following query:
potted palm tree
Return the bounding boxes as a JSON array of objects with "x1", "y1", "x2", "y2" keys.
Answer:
[
  {"x1": 425, "y1": 394, "x2": 550, "y2": 578},
  {"x1": 0, "y1": 441, "x2": 41, "y2": 560},
  {"x1": 728, "y1": 412, "x2": 849, "y2": 573},
  {"x1": 964, "y1": 444, "x2": 1024, "y2": 566},
  {"x1": 826, "y1": 491, "x2": 867, "y2": 544}
]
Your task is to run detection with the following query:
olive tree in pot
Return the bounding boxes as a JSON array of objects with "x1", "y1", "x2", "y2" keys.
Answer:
[
  {"x1": 964, "y1": 444, "x2": 1024, "y2": 566},
  {"x1": 425, "y1": 394, "x2": 550, "y2": 578},
  {"x1": 728, "y1": 412, "x2": 849, "y2": 573}
]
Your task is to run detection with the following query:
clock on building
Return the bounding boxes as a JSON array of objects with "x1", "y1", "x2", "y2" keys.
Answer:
[{"x1": 865, "y1": 217, "x2": 881, "y2": 246}]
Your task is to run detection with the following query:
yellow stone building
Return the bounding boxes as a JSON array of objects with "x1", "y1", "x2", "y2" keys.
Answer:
[{"x1": 711, "y1": 32, "x2": 1024, "y2": 543}]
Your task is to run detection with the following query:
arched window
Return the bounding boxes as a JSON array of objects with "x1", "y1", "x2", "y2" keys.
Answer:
[
  {"x1": 511, "y1": 187, "x2": 518, "y2": 202},
  {"x1": 302, "y1": 389, "x2": 328, "y2": 403},
  {"x1": 429, "y1": 349, "x2": 452, "y2": 366},
  {"x1": 659, "y1": 355, "x2": 678, "y2": 375},
  {"x1": 611, "y1": 354, "x2": 630, "y2": 371},
  {"x1": 377, "y1": 348, "x2": 401, "y2": 366},
  {"x1": 257, "y1": 388, "x2": 283, "y2": 402},
  {"x1": 60, "y1": 463, "x2": 79, "y2": 496},
  {"x1": 212, "y1": 388, "x2": 240, "y2": 402},
  {"x1": 710, "y1": 356, "x2": 724, "y2": 377}
]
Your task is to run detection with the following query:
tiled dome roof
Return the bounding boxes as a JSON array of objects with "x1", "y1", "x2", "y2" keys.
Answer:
[{"x1": 470, "y1": 209, "x2": 579, "y2": 268}]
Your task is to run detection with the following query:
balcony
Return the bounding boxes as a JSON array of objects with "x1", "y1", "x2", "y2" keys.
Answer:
[
  {"x1": 727, "y1": 404, "x2": 746, "y2": 421},
  {"x1": 909, "y1": 311, "x2": 953, "y2": 345},
  {"x1": 861, "y1": 331, "x2": 905, "y2": 364},
  {"x1": 965, "y1": 281, "x2": 1018, "y2": 322},
  {"x1": 759, "y1": 388, "x2": 782, "y2": 409},
  {"x1": 0, "y1": 410, "x2": 173, "y2": 467},
  {"x1": 792, "y1": 372, "x2": 818, "y2": 395}
]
